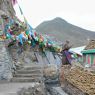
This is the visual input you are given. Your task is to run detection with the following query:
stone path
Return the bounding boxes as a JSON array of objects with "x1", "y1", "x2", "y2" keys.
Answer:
[
  {"x1": 11, "y1": 64, "x2": 44, "y2": 83},
  {"x1": 0, "y1": 63, "x2": 45, "y2": 95},
  {"x1": 0, "y1": 42, "x2": 68, "y2": 95},
  {"x1": 0, "y1": 82, "x2": 39, "y2": 95}
]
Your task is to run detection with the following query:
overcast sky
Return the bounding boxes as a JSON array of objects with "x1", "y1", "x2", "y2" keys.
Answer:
[{"x1": 14, "y1": 0, "x2": 95, "y2": 31}]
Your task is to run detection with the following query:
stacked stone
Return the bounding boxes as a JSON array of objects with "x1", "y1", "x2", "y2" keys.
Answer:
[
  {"x1": 47, "y1": 86, "x2": 68, "y2": 95},
  {"x1": 85, "y1": 40, "x2": 95, "y2": 50},
  {"x1": 63, "y1": 65, "x2": 95, "y2": 95},
  {"x1": 0, "y1": 40, "x2": 14, "y2": 80}
]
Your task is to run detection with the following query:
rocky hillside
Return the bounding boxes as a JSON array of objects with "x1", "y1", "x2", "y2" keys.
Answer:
[{"x1": 36, "y1": 17, "x2": 95, "y2": 47}]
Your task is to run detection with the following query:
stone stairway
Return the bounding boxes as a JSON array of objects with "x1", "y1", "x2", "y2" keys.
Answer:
[
  {"x1": 0, "y1": 82, "x2": 40, "y2": 95},
  {"x1": 11, "y1": 64, "x2": 44, "y2": 83},
  {"x1": 0, "y1": 64, "x2": 46, "y2": 95},
  {"x1": 0, "y1": 62, "x2": 45, "y2": 95}
]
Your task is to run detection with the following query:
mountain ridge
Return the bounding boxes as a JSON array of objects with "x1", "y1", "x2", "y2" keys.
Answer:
[{"x1": 35, "y1": 17, "x2": 95, "y2": 47}]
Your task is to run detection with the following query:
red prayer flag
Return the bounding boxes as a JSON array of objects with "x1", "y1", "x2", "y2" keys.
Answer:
[
  {"x1": 12, "y1": 0, "x2": 17, "y2": 5},
  {"x1": 88, "y1": 56, "x2": 90, "y2": 64}
]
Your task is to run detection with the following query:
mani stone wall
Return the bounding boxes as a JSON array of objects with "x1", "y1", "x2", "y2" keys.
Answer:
[
  {"x1": 0, "y1": 0, "x2": 16, "y2": 80},
  {"x1": 0, "y1": 0, "x2": 15, "y2": 17},
  {"x1": 0, "y1": 40, "x2": 14, "y2": 80}
]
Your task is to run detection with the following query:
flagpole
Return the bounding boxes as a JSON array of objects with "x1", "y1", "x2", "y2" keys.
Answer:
[
  {"x1": 14, "y1": 0, "x2": 27, "y2": 24},
  {"x1": 13, "y1": 0, "x2": 33, "y2": 29}
]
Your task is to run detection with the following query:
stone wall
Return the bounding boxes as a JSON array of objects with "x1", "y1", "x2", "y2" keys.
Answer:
[
  {"x1": 62, "y1": 65, "x2": 95, "y2": 95},
  {"x1": 0, "y1": 0, "x2": 16, "y2": 80},
  {"x1": 0, "y1": 40, "x2": 14, "y2": 80},
  {"x1": 0, "y1": 0, "x2": 15, "y2": 17}
]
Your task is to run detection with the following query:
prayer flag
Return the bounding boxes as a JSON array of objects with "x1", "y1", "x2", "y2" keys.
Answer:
[{"x1": 12, "y1": 0, "x2": 17, "y2": 5}]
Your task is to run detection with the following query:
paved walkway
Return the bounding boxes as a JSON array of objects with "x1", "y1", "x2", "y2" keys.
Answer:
[{"x1": 0, "y1": 82, "x2": 38, "y2": 95}]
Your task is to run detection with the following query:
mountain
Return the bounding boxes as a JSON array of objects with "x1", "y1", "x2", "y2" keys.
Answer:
[{"x1": 35, "y1": 17, "x2": 95, "y2": 47}]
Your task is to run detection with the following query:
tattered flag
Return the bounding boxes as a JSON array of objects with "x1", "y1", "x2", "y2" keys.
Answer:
[
  {"x1": 12, "y1": 0, "x2": 17, "y2": 5},
  {"x1": 18, "y1": 5, "x2": 23, "y2": 15}
]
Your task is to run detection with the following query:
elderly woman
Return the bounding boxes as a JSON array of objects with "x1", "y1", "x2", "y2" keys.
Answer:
[{"x1": 61, "y1": 40, "x2": 72, "y2": 65}]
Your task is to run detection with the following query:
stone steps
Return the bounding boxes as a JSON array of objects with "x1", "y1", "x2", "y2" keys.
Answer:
[
  {"x1": 11, "y1": 77, "x2": 42, "y2": 82},
  {"x1": 14, "y1": 73, "x2": 43, "y2": 77},
  {"x1": 23, "y1": 64, "x2": 43, "y2": 69},
  {"x1": 11, "y1": 63, "x2": 44, "y2": 83},
  {"x1": 16, "y1": 69, "x2": 42, "y2": 74},
  {"x1": 8, "y1": 50, "x2": 45, "y2": 93}
]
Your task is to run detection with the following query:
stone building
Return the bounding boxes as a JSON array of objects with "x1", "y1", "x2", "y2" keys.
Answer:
[{"x1": 82, "y1": 40, "x2": 95, "y2": 67}]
